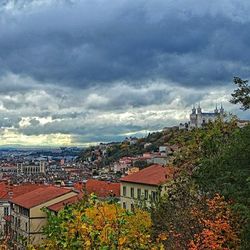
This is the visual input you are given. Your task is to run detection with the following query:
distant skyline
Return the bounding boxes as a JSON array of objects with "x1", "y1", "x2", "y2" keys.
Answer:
[{"x1": 0, "y1": 0, "x2": 250, "y2": 146}]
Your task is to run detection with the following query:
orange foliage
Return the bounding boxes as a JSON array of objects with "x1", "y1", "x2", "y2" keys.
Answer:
[{"x1": 189, "y1": 194, "x2": 240, "y2": 250}]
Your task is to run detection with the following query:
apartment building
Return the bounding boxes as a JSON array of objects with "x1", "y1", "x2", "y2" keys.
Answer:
[
  {"x1": 0, "y1": 183, "x2": 47, "y2": 240},
  {"x1": 10, "y1": 186, "x2": 78, "y2": 249},
  {"x1": 120, "y1": 164, "x2": 174, "y2": 211}
]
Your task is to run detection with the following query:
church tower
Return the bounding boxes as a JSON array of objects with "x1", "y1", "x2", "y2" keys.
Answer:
[
  {"x1": 214, "y1": 104, "x2": 219, "y2": 114},
  {"x1": 189, "y1": 105, "x2": 197, "y2": 128},
  {"x1": 192, "y1": 105, "x2": 196, "y2": 114},
  {"x1": 196, "y1": 104, "x2": 202, "y2": 128},
  {"x1": 197, "y1": 104, "x2": 202, "y2": 114},
  {"x1": 220, "y1": 104, "x2": 224, "y2": 114}
]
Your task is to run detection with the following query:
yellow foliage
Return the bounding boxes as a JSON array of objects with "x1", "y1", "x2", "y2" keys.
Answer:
[{"x1": 38, "y1": 200, "x2": 164, "y2": 249}]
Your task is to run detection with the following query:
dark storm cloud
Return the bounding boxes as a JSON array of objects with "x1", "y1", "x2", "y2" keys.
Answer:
[
  {"x1": 0, "y1": 0, "x2": 250, "y2": 90},
  {"x1": 19, "y1": 119, "x2": 143, "y2": 137},
  {"x1": 1, "y1": 0, "x2": 250, "y2": 145}
]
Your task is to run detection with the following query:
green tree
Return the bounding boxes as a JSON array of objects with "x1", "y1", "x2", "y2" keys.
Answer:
[
  {"x1": 230, "y1": 77, "x2": 250, "y2": 110},
  {"x1": 194, "y1": 124, "x2": 250, "y2": 249}
]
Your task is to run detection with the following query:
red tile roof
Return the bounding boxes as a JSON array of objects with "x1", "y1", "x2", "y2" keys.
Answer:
[
  {"x1": 86, "y1": 179, "x2": 120, "y2": 197},
  {"x1": 47, "y1": 194, "x2": 82, "y2": 212},
  {"x1": 0, "y1": 183, "x2": 48, "y2": 200},
  {"x1": 120, "y1": 164, "x2": 174, "y2": 186},
  {"x1": 11, "y1": 186, "x2": 75, "y2": 209}
]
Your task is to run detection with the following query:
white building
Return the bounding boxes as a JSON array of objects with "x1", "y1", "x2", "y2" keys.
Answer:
[
  {"x1": 189, "y1": 104, "x2": 224, "y2": 129},
  {"x1": 17, "y1": 162, "x2": 46, "y2": 175}
]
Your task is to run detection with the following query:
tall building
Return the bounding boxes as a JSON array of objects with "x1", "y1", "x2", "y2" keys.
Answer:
[{"x1": 189, "y1": 104, "x2": 224, "y2": 129}]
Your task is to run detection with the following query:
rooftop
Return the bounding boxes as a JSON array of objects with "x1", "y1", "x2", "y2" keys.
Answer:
[
  {"x1": 120, "y1": 164, "x2": 174, "y2": 186},
  {"x1": 11, "y1": 186, "x2": 74, "y2": 209},
  {"x1": 0, "y1": 182, "x2": 49, "y2": 200},
  {"x1": 86, "y1": 179, "x2": 120, "y2": 197},
  {"x1": 47, "y1": 194, "x2": 82, "y2": 212}
]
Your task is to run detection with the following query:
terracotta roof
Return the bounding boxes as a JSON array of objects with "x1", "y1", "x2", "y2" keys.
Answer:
[
  {"x1": 0, "y1": 183, "x2": 48, "y2": 200},
  {"x1": 120, "y1": 164, "x2": 174, "y2": 186},
  {"x1": 86, "y1": 179, "x2": 120, "y2": 197},
  {"x1": 11, "y1": 186, "x2": 74, "y2": 209},
  {"x1": 47, "y1": 194, "x2": 82, "y2": 212}
]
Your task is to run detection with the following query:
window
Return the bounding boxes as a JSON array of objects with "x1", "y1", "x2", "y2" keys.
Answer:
[
  {"x1": 151, "y1": 191, "x2": 159, "y2": 202},
  {"x1": 123, "y1": 202, "x2": 126, "y2": 209},
  {"x1": 25, "y1": 222, "x2": 28, "y2": 232},
  {"x1": 123, "y1": 186, "x2": 127, "y2": 196},
  {"x1": 130, "y1": 187, "x2": 134, "y2": 198},
  {"x1": 4, "y1": 207, "x2": 9, "y2": 216},
  {"x1": 137, "y1": 189, "x2": 141, "y2": 200},
  {"x1": 151, "y1": 191, "x2": 157, "y2": 202},
  {"x1": 131, "y1": 203, "x2": 134, "y2": 212},
  {"x1": 144, "y1": 190, "x2": 148, "y2": 200}
]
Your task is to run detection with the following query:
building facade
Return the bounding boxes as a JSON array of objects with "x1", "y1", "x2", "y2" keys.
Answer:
[
  {"x1": 17, "y1": 162, "x2": 46, "y2": 175},
  {"x1": 120, "y1": 165, "x2": 174, "y2": 211},
  {"x1": 189, "y1": 104, "x2": 224, "y2": 129},
  {"x1": 9, "y1": 186, "x2": 78, "y2": 249}
]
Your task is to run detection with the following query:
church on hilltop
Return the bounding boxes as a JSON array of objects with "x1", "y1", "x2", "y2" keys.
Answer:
[{"x1": 179, "y1": 104, "x2": 225, "y2": 130}]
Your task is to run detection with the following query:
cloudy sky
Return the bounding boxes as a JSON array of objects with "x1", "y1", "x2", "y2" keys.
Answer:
[{"x1": 0, "y1": 0, "x2": 249, "y2": 147}]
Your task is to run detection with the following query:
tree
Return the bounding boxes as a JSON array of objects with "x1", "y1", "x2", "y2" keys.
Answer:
[
  {"x1": 34, "y1": 196, "x2": 164, "y2": 250},
  {"x1": 194, "y1": 124, "x2": 250, "y2": 249},
  {"x1": 151, "y1": 177, "x2": 240, "y2": 250},
  {"x1": 230, "y1": 77, "x2": 250, "y2": 110},
  {"x1": 151, "y1": 176, "x2": 204, "y2": 250},
  {"x1": 189, "y1": 194, "x2": 240, "y2": 250}
]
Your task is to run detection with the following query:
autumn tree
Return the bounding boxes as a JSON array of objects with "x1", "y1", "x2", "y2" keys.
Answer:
[
  {"x1": 151, "y1": 176, "x2": 240, "y2": 250},
  {"x1": 35, "y1": 196, "x2": 164, "y2": 250},
  {"x1": 189, "y1": 194, "x2": 240, "y2": 250}
]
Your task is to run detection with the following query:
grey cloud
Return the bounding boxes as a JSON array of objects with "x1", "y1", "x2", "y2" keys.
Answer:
[
  {"x1": 1, "y1": 0, "x2": 250, "y2": 145},
  {"x1": 29, "y1": 118, "x2": 40, "y2": 126},
  {"x1": 0, "y1": 114, "x2": 21, "y2": 128},
  {"x1": 0, "y1": 0, "x2": 250, "y2": 90}
]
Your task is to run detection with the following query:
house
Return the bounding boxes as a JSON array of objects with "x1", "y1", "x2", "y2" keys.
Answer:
[
  {"x1": 9, "y1": 186, "x2": 78, "y2": 249},
  {"x1": 237, "y1": 119, "x2": 250, "y2": 128},
  {"x1": 47, "y1": 194, "x2": 82, "y2": 213},
  {"x1": 120, "y1": 165, "x2": 174, "y2": 211},
  {"x1": 0, "y1": 183, "x2": 47, "y2": 240},
  {"x1": 85, "y1": 179, "x2": 120, "y2": 199},
  {"x1": 147, "y1": 156, "x2": 169, "y2": 166},
  {"x1": 113, "y1": 157, "x2": 133, "y2": 173}
]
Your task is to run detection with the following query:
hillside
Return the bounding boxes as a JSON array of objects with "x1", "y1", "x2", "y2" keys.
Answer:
[{"x1": 77, "y1": 118, "x2": 250, "y2": 249}]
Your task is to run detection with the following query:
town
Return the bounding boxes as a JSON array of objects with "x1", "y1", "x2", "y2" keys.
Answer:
[{"x1": 0, "y1": 105, "x2": 249, "y2": 249}]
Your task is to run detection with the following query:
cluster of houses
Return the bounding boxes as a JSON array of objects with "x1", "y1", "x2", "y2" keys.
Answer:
[
  {"x1": 85, "y1": 141, "x2": 180, "y2": 182},
  {"x1": 0, "y1": 163, "x2": 174, "y2": 249}
]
